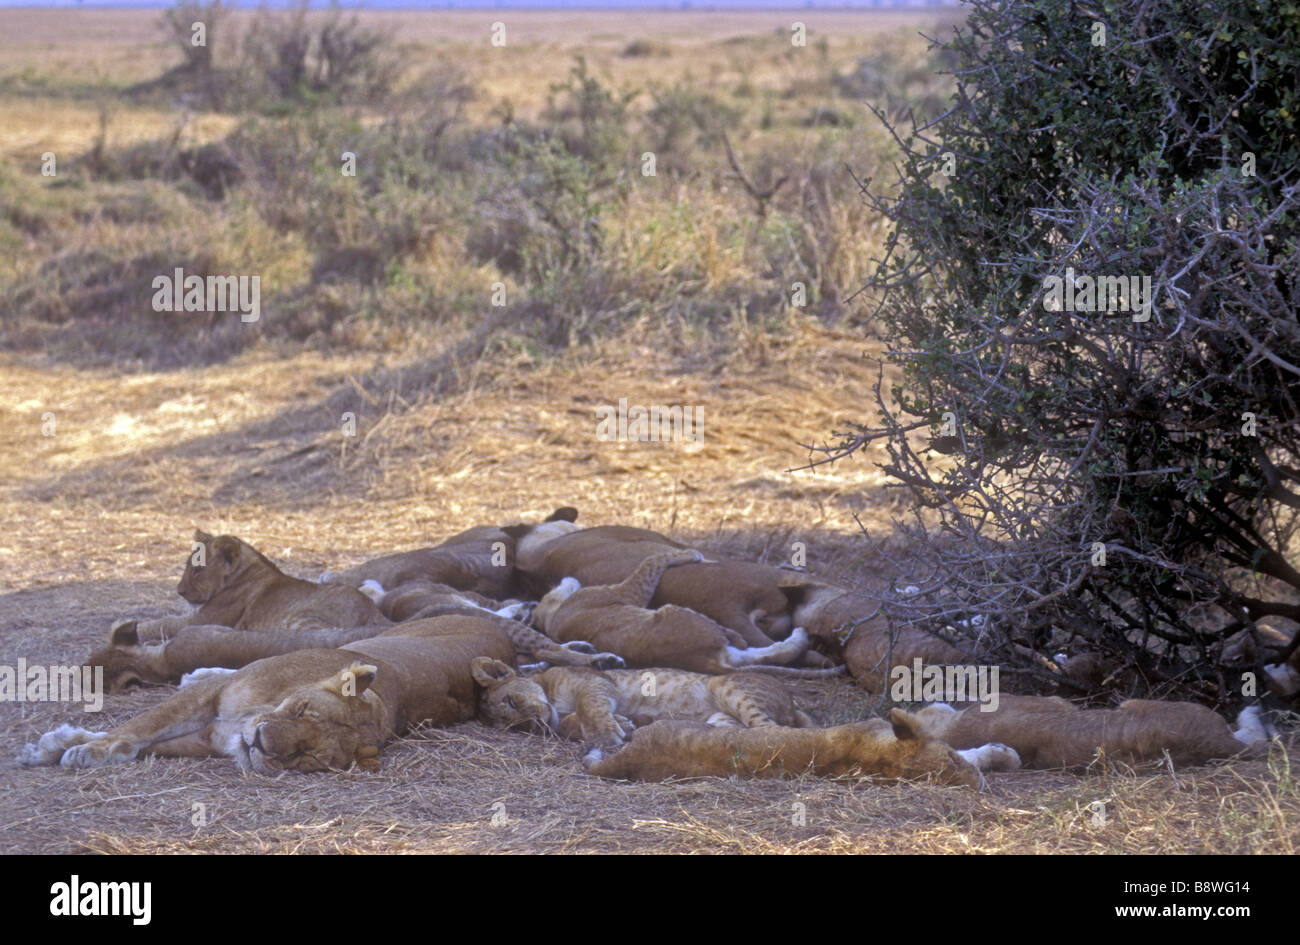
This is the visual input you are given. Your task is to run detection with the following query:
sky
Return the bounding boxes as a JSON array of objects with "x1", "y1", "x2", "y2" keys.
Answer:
[{"x1": 0, "y1": 1, "x2": 954, "y2": 8}]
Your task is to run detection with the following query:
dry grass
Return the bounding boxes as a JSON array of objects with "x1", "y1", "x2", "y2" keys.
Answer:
[
  {"x1": 1, "y1": 7, "x2": 1296, "y2": 855},
  {"x1": 0, "y1": 8, "x2": 945, "y2": 157}
]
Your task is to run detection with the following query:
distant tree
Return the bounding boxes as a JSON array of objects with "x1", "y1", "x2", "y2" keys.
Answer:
[{"x1": 160, "y1": 0, "x2": 223, "y2": 74}]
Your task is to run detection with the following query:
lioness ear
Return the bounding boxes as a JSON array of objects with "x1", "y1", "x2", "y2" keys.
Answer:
[
  {"x1": 109, "y1": 620, "x2": 140, "y2": 647},
  {"x1": 546, "y1": 507, "x2": 578, "y2": 523},
  {"x1": 194, "y1": 529, "x2": 213, "y2": 543},
  {"x1": 325, "y1": 662, "x2": 378, "y2": 697},
  {"x1": 212, "y1": 536, "x2": 241, "y2": 567},
  {"x1": 889, "y1": 708, "x2": 924, "y2": 742},
  {"x1": 470, "y1": 657, "x2": 516, "y2": 688}
]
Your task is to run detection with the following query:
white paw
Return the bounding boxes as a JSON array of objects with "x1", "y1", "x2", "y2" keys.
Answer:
[
  {"x1": 60, "y1": 739, "x2": 132, "y2": 769},
  {"x1": 180, "y1": 666, "x2": 239, "y2": 688},
  {"x1": 358, "y1": 580, "x2": 386, "y2": 603},
  {"x1": 1232, "y1": 705, "x2": 1274, "y2": 744},
  {"x1": 1265, "y1": 662, "x2": 1300, "y2": 697},
  {"x1": 582, "y1": 746, "x2": 605, "y2": 768},
  {"x1": 554, "y1": 577, "x2": 581, "y2": 599},
  {"x1": 495, "y1": 601, "x2": 530, "y2": 621},
  {"x1": 957, "y1": 743, "x2": 1021, "y2": 772},
  {"x1": 786, "y1": 626, "x2": 809, "y2": 647},
  {"x1": 17, "y1": 725, "x2": 106, "y2": 767}
]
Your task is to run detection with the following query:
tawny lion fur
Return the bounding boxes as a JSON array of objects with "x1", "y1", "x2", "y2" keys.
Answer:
[
  {"x1": 511, "y1": 524, "x2": 800, "y2": 648},
  {"x1": 532, "y1": 549, "x2": 814, "y2": 674},
  {"x1": 23, "y1": 616, "x2": 519, "y2": 774},
  {"x1": 584, "y1": 709, "x2": 991, "y2": 788},
  {"x1": 128, "y1": 530, "x2": 390, "y2": 641},
  {"x1": 472, "y1": 661, "x2": 816, "y2": 747},
  {"x1": 912, "y1": 695, "x2": 1260, "y2": 768}
]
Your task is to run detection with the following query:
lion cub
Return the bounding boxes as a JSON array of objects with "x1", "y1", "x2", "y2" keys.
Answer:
[
  {"x1": 124, "y1": 530, "x2": 389, "y2": 642},
  {"x1": 910, "y1": 695, "x2": 1269, "y2": 769},
  {"x1": 472, "y1": 660, "x2": 815, "y2": 748},
  {"x1": 583, "y1": 712, "x2": 1000, "y2": 788}
]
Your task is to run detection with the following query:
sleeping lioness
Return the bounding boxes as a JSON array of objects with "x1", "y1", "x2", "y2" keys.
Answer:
[{"x1": 23, "y1": 616, "x2": 525, "y2": 773}]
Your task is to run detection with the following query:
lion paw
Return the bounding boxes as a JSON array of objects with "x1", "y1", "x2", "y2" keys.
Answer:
[
  {"x1": 495, "y1": 601, "x2": 536, "y2": 623},
  {"x1": 60, "y1": 738, "x2": 135, "y2": 769},
  {"x1": 179, "y1": 667, "x2": 239, "y2": 688},
  {"x1": 956, "y1": 742, "x2": 1021, "y2": 773},
  {"x1": 591, "y1": 652, "x2": 626, "y2": 671},
  {"x1": 561, "y1": 640, "x2": 597, "y2": 655},
  {"x1": 17, "y1": 724, "x2": 106, "y2": 767}
]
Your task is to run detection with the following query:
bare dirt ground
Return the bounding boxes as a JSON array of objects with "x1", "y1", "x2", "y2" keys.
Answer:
[{"x1": 1, "y1": 322, "x2": 1296, "y2": 855}]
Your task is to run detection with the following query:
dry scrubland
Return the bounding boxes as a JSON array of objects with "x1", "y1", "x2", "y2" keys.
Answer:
[{"x1": 0, "y1": 7, "x2": 1296, "y2": 854}]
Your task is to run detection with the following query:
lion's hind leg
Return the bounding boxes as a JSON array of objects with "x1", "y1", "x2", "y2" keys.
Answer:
[{"x1": 609, "y1": 550, "x2": 704, "y2": 608}]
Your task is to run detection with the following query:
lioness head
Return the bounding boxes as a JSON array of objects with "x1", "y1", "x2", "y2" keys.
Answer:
[
  {"x1": 471, "y1": 658, "x2": 558, "y2": 734},
  {"x1": 178, "y1": 530, "x2": 260, "y2": 604},
  {"x1": 84, "y1": 621, "x2": 168, "y2": 693},
  {"x1": 237, "y1": 661, "x2": 385, "y2": 774}
]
